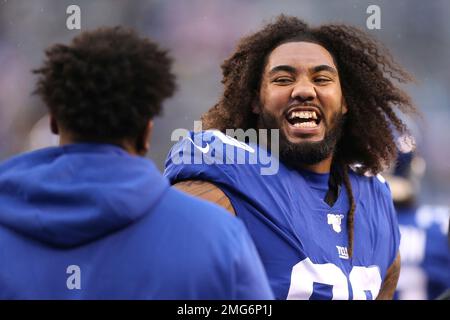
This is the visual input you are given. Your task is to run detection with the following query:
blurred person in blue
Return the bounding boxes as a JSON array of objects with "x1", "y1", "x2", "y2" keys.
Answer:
[
  {"x1": 385, "y1": 138, "x2": 450, "y2": 300},
  {"x1": 0, "y1": 26, "x2": 273, "y2": 299},
  {"x1": 165, "y1": 15, "x2": 419, "y2": 300}
]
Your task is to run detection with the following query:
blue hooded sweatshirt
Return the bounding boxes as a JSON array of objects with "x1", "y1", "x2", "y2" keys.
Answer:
[{"x1": 0, "y1": 143, "x2": 273, "y2": 299}]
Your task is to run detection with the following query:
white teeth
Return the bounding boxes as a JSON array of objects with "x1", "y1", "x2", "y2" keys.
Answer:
[
  {"x1": 289, "y1": 110, "x2": 318, "y2": 120},
  {"x1": 293, "y1": 121, "x2": 318, "y2": 128}
]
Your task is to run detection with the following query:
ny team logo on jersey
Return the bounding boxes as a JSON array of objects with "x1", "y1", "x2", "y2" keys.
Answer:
[
  {"x1": 327, "y1": 214, "x2": 345, "y2": 233},
  {"x1": 336, "y1": 246, "x2": 349, "y2": 259}
]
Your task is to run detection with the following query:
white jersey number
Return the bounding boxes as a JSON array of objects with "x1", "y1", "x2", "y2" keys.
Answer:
[{"x1": 287, "y1": 258, "x2": 382, "y2": 300}]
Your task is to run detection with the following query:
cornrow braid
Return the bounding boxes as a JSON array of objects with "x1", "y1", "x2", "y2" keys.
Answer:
[
  {"x1": 341, "y1": 163, "x2": 356, "y2": 258},
  {"x1": 329, "y1": 154, "x2": 356, "y2": 258}
]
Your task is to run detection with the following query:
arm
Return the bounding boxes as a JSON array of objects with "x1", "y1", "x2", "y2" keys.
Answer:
[
  {"x1": 174, "y1": 180, "x2": 236, "y2": 215},
  {"x1": 376, "y1": 252, "x2": 401, "y2": 300}
]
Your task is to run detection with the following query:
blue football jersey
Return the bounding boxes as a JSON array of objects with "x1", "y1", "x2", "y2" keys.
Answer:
[
  {"x1": 395, "y1": 205, "x2": 450, "y2": 300},
  {"x1": 165, "y1": 130, "x2": 401, "y2": 300}
]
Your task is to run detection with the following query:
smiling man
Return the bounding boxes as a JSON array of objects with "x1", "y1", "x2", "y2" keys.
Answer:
[{"x1": 165, "y1": 15, "x2": 418, "y2": 300}]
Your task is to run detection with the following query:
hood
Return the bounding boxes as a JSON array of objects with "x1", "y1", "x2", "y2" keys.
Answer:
[{"x1": 0, "y1": 143, "x2": 169, "y2": 248}]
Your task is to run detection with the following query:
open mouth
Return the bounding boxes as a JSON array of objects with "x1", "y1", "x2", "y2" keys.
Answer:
[{"x1": 285, "y1": 107, "x2": 322, "y2": 129}]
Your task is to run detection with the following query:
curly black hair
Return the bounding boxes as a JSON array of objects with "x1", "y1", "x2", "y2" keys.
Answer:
[
  {"x1": 202, "y1": 15, "x2": 418, "y2": 257},
  {"x1": 34, "y1": 26, "x2": 176, "y2": 142}
]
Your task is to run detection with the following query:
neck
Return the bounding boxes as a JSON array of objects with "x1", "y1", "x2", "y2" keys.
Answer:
[
  {"x1": 299, "y1": 154, "x2": 333, "y2": 174},
  {"x1": 58, "y1": 132, "x2": 141, "y2": 156}
]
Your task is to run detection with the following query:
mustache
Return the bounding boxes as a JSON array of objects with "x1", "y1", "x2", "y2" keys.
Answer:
[{"x1": 287, "y1": 101, "x2": 321, "y2": 110}]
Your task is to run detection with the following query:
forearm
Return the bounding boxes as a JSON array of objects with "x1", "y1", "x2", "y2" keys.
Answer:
[{"x1": 376, "y1": 252, "x2": 401, "y2": 300}]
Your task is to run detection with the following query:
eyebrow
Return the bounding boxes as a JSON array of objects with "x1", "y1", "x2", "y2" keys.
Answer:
[
  {"x1": 312, "y1": 65, "x2": 338, "y2": 75},
  {"x1": 268, "y1": 65, "x2": 297, "y2": 76},
  {"x1": 268, "y1": 64, "x2": 338, "y2": 76}
]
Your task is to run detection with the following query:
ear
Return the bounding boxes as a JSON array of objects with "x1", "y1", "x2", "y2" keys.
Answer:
[
  {"x1": 252, "y1": 98, "x2": 261, "y2": 115},
  {"x1": 136, "y1": 120, "x2": 153, "y2": 155},
  {"x1": 50, "y1": 114, "x2": 59, "y2": 135},
  {"x1": 341, "y1": 97, "x2": 348, "y2": 115}
]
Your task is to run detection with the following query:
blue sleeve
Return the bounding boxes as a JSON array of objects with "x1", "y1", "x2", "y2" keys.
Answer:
[
  {"x1": 234, "y1": 220, "x2": 274, "y2": 300},
  {"x1": 164, "y1": 130, "x2": 243, "y2": 186}
]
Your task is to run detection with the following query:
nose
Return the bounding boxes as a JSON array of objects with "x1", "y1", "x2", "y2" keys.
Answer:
[{"x1": 291, "y1": 78, "x2": 317, "y2": 102}]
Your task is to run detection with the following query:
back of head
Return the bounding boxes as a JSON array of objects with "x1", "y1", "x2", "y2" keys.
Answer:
[{"x1": 34, "y1": 26, "x2": 176, "y2": 145}]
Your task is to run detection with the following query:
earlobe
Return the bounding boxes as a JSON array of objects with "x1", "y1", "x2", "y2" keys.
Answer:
[
  {"x1": 146, "y1": 121, "x2": 153, "y2": 151},
  {"x1": 137, "y1": 120, "x2": 153, "y2": 155},
  {"x1": 342, "y1": 98, "x2": 348, "y2": 114},
  {"x1": 50, "y1": 115, "x2": 59, "y2": 135},
  {"x1": 252, "y1": 100, "x2": 261, "y2": 114}
]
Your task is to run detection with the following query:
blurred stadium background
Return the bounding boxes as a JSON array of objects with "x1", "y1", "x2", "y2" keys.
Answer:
[{"x1": 0, "y1": 0, "x2": 449, "y2": 207}]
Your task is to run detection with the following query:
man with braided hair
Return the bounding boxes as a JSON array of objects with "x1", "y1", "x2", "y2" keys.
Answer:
[{"x1": 165, "y1": 15, "x2": 417, "y2": 300}]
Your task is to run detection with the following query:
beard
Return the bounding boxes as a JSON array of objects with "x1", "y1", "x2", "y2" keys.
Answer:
[{"x1": 259, "y1": 109, "x2": 345, "y2": 168}]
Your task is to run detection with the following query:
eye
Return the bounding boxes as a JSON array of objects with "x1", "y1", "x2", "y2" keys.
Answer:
[
  {"x1": 314, "y1": 77, "x2": 332, "y2": 84},
  {"x1": 273, "y1": 77, "x2": 293, "y2": 84}
]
